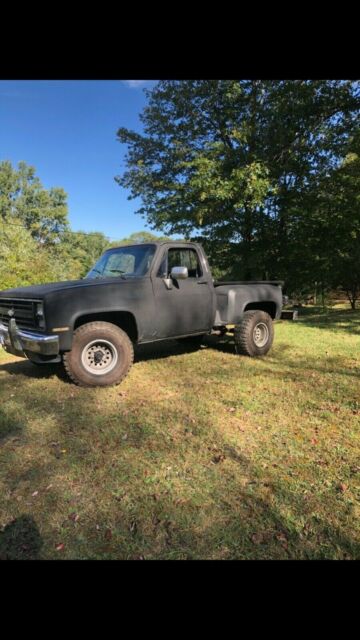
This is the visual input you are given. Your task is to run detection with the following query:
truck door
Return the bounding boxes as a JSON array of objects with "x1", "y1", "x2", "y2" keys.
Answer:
[{"x1": 151, "y1": 246, "x2": 213, "y2": 338}]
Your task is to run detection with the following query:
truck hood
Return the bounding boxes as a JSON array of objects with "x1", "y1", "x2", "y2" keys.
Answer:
[{"x1": 0, "y1": 277, "x2": 138, "y2": 299}]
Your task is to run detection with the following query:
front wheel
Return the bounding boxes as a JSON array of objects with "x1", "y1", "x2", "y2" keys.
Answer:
[
  {"x1": 63, "y1": 321, "x2": 134, "y2": 387},
  {"x1": 234, "y1": 311, "x2": 274, "y2": 357}
]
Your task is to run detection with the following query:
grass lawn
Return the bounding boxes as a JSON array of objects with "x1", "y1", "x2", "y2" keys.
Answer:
[{"x1": 0, "y1": 306, "x2": 359, "y2": 560}]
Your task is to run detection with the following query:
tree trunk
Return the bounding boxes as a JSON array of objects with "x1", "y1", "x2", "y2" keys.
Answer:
[
  {"x1": 345, "y1": 288, "x2": 357, "y2": 310},
  {"x1": 321, "y1": 283, "x2": 325, "y2": 309}
]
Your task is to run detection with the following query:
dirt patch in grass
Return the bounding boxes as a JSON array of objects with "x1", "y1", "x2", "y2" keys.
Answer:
[{"x1": 0, "y1": 308, "x2": 359, "y2": 559}]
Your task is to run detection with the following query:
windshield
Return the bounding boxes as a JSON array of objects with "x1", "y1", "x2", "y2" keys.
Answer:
[{"x1": 86, "y1": 244, "x2": 157, "y2": 279}]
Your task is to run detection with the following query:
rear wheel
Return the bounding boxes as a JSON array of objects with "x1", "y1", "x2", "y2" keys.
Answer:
[
  {"x1": 234, "y1": 310, "x2": 274, "y2": 357},
  {"x1": 63, "y1": 321, "x2": 134, "y2": 387}
]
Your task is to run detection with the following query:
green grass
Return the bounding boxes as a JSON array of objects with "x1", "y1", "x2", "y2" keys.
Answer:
[{"x1": 1, "y1": 306, "x2": 359, "y2": 559}]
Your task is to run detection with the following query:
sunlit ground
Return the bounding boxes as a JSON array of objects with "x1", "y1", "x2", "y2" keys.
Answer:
[{"x1": 0, "y1": 306, "x2": 359, "y2": 559}]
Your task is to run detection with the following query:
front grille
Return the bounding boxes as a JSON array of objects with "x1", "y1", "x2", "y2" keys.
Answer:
[{"x1": 0, "y1": 298, "x2": 40, "y2": 330}]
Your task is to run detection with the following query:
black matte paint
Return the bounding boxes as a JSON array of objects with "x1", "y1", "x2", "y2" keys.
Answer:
[{"x1": 0, "y1": 242, "x2": 283, "y2": 354}]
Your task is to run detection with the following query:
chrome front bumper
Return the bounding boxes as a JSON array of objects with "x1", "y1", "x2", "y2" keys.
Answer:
[{"x1": 0, "y1": 319, "x2": 59, "y2": 358}]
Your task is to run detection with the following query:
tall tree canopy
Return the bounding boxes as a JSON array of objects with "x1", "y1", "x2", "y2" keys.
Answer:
[{"x1": 116, "y1": 80, "x2": 360, "y2": 296}]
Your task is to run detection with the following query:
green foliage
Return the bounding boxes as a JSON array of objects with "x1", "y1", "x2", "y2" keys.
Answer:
[
  {"x1": 109, "y1": 230, "x2": 173, "y2": 248},
  {"x1": 0, "y1": 220, "x2": 69, "y2": 290},
  {"x1": 0, "y1": 159, "x2": 175, "y2": 288},
  {"x1": 0, "y1": 161, "x2": 69, "y2": 244},
  {"x1": 316, "y1": 129, "x2": 360, "y2": 307},
  {"x1": 56, "y1": 231, "x2": 111, "y2": 279},
  {"x1": 116, "y1": 80, "x2": 360, "y2": 293}
]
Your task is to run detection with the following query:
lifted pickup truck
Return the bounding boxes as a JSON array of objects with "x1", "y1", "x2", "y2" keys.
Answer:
[{"x1": 0, "y1": 242, "x2": 283, "y2": 387}]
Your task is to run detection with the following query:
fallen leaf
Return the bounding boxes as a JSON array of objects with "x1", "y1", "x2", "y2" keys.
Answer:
[
  {"x1": 251, "y1": 533, "x2": 265, "y2": 545},
  {"x1": 68, "y1": 512, "x2": 79, "y2": 522},
  {"x1": 55, "y1": 543, "x2": 65, "y2": 551},
  {"x1": 338, "y1": 483, "x2": 348, "y2": 493},
  {"x1": 46, "y1": 484, "x2": 53, "y2": 491},
  {"x1": 277, "y1": 534, "x2": 287, "y2": 542},
  {"x1": 104, "y1": 529, "x2": 112, "y2": 540},
  {"x1": 212, "y1": 454, "x2": 226, "y2": 464},
  {"x1": 32, "y1": 491, "x2": 39, "y2": 497}
]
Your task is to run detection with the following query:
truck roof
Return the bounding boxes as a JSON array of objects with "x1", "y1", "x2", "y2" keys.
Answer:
[{"x1": 107, "y1": 240, "x2": 199, "y2": 250}]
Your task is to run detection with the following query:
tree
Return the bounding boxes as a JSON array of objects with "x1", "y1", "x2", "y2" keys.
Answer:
[
  {"x1": 116, "y1": 80, "x2": 360, "y2": 289},
  {"x1": 109, "y1": 230, "x2": 173, "y2": 247},
  {"x1": 0, "y1": 219, "x2": 71, "y2": 290},
  {"x1": 0, "y1": 160, "x2": 69, "y2": 244},
  {"x1": 313, "y1": 128, "x2": 360, "y2": 308},
  {"x1": 56, "y1": 231, "x2": 111, "y2": 279}
]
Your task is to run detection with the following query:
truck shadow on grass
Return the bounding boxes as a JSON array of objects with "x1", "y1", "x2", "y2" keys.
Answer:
[
  {"x1": 0, "y1": 357, "x2": 71, "y2": 384},
  {"x1": 0, "y1": 337, "x2": 235, "y2": 379},
  {"x1": 134, "y1": 338, "x2": 223, "y2": 363}
]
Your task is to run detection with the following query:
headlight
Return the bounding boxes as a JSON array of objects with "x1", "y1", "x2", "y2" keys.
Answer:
[{"x1": 35, "y1": 303, "x2": 45, "y2": 329}]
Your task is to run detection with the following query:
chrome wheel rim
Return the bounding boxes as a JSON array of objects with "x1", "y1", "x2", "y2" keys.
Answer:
[
  {"x1": 253, "y1": 322, "x2": 269, "y2": 347},
  {"x1": 81, "y1": 339, "x2": 118, "y2": 375}
]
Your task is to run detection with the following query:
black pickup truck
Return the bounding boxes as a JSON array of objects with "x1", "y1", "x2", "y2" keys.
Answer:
[{"x1": 0, "y1": 242, "x2": 283, "y2": 387}]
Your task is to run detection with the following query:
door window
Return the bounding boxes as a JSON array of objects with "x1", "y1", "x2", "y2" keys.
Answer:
[{"x1": 158, "y1": 248, "x2": 202, "y2": 278}]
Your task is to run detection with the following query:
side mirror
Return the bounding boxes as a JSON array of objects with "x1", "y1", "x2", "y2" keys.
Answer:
[{"x1": 171, "y1": 266, "x2": 188, "y2": 280}]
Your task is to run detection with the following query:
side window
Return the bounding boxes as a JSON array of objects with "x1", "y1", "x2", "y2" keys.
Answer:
[
  {"x1": 158, "y1": 248, "x2": 202, "y2": 278},
  {"x1": 167, "y1": 249, "x2": 182, "y2": 274},
  {"x1": 184, "y1": 249, "x2": 202, "y2": 278}
]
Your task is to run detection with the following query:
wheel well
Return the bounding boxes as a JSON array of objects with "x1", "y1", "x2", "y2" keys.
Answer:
[
  {"x1": 243, "y1": 301, "x2": 277, "y2": 319},
  {"x1": 74, "y1": 311, "x2": 138, "y2": 342}
]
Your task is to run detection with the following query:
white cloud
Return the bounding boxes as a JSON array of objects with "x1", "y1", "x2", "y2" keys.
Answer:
[{"x1": 123, "y1": 80, "x2": 150, "y2": 89}]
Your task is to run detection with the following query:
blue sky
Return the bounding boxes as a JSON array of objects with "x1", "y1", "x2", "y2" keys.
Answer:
[{"x1": 0, "y1": 79, "x2": 162, "y2": 240}]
